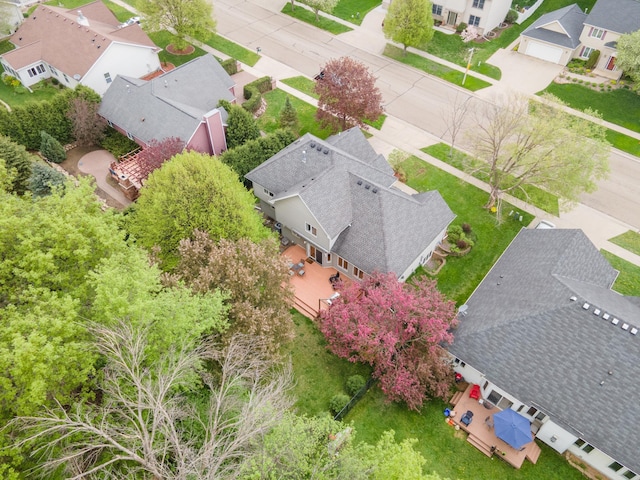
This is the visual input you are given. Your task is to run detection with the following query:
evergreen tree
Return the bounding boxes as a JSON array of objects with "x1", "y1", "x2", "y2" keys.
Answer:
[
  {"x1": 39, "y1": 131, "x2": 66, "y2": 164},
  {"x1": 279, "y1": 96, "x2": 300, "y2": 134}
]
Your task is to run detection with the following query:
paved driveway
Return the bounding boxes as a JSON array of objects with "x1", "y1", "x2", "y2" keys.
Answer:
[
  {"x1": 78, "y1": 150, "x2": 132, "y2": 208},
  {"x1": 479, "y1": 48, "x2": 564, "y2": 97}
]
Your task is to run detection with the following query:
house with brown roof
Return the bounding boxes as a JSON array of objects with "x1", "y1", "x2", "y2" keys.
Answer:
[{"x1": 0, "y1": 1, "x2": 161, "y2": 95}]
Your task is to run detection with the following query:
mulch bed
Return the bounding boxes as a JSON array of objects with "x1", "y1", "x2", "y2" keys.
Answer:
[{"x1": 166, "y1": 44, "x2": 195, "y2": 55}]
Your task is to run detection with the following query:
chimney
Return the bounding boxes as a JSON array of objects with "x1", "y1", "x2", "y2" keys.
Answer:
[{"x1": 77, "y1": 10, "x2": 90, "y2": 27}]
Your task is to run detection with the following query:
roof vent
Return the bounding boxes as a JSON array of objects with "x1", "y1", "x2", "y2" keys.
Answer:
[
  {"x1": 622, "y1": 323, "x2": 630, "y2": 330},
  {"x1": 631, "y1": 327, "x2": 638, "y2": 335},
  {"x1": 310, "y1": 141, "x2": 316, "y2": 148},
  {"x1": 612, "y1": 318, "x2": 620, "y2": 326},
  {"x1": 372, "y1": 188, "x2": 378, "y2": 193},
  {"x1": 582, "y1": 303, "x2": 590, "y2": 310},
  {"x1": 323, "y1": 148, "x2": 329, "y2": 154},
  {"x1": 365, "y1": 184, "x2": 371, "y2": 190},
  {"x1": 603, "y1": 313, "x2": 610, "y2": 320},
  {"x1": 316, "y1": 144, "x2": 322, "y2": 151},
  {"x1": 570, "y1": 296, "x2": 577, "y2": 301},
  {"x1": 593, "y1": 308, "x2": 601, "y2": 316},
  {"x1": 357, "y1": 180, "x2": 362, "y2": 185}
]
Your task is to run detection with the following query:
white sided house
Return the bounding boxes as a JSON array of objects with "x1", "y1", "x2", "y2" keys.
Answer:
[
  {"x1": 245, "y1": 128, "x2": 455, "y2": 282},
  {"x1": 0, "y1": 1, "x2": 160, "y2": 95},
  {"x1": 431, "y1": 0, "x2": 512, "y2": 34},
  {"x1": 449, "y1": 229, "x2": 640, "y2": 480}
]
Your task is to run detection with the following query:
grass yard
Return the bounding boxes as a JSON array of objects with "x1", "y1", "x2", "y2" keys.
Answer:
[
  {"x1": 331, "y1": 0, "x2": 381, "y2": 25},
  {"x1": 384, "y1": 45, "x2": 491, "y2": 91},
  {"x1": 0, "y1": 80, "x2": 65, "y2": 108},
  {"x1": 258, "y1": 88, "x2": 333, "y2": 139},
  {"x1": 422, "y1": 143, "x2": 560, "y2": 216},
  {"x1": 0, "y1": 40, "x2": 14, "y2": 55},
  {"x1": 609, "y1": 230, "x2": 640, "y2": 257},
  {"x1": 400, "y1": 156, "x2": 532, "y2": 304},
  {"x1": 285, "y1": 311, "x2": 370, "y2": 415},
  {"x1": 281, "y1": 4, "x2": 353, "y2": 34},
  {"x1": 147, "y1": 31, "x2": 207, "y2": 66},
  {"x1": 600, "y1": 251, "x2": 640, "y2": 296},
  {"x1": 194, "y1": 32, "x2": 260, "y2": 66},
  {"x1": 281, "y1": 76, "x2": 319, "y2": 99},
  {"x1": 605, "y1": 130, "x2": 640, "y2": 157}
]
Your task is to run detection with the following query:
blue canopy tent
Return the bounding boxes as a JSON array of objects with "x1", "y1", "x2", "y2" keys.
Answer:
[{"x1": 492, "y1": 409, "x2": 532, "y2": 449}]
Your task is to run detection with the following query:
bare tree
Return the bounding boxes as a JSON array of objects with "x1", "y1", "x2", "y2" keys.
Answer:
[
  {"x1": 465, "y1": 92, "x2": 609, "y2": 210},
  {"x1": 11, "y1": 323, "x2": 293, "y2": 479},
  {"x1": 442, "y1": 93, "x2": 471, "y2": 158}
]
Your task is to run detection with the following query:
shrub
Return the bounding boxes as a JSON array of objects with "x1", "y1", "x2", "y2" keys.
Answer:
[
  {"x1": 462, "y1": 223, "x2": 472, "y2": 234},
  {"x1": 29, "y1": 162, "x2": 66, "y2": 197},
  {"x1": 329, "y1": 394, "x2": 350, "y2": 414},
  {"x1": 51, "y1": 78, "x2": 59, "y2": 86},
  {"x1": 456, "y1": 22, "x2": 467, "y2": 33},
  {"x1": 346, "y1": 375, "x2": 366, "y2": 396},
  {"x1": 242, "y1": 76, "x2": 273, "y2": 113},
  {"x1": 585, "y1": 49, "x2": 600, "y2": 70},
  {"x1": 100, "y1": 127, "x2": 139, "y2": 158},
  {"x1": 220, "y1": 58, "x2": 238, "y2": 76},
  {"x1": 456, "y1": 239, "x2": 469, "y2": 250},
  {"x1": 40, "y1": 131, "x2": 66, "y2": 163},
  {"x1": 505, "y1": 9, "x2": 518, "y2": 23}
]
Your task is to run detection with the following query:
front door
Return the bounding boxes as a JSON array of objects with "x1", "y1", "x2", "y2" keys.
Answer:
[
  {"x1": 310, "y1": 245, "x2": 323, "y2": 265},
  {"x1": 447, "y1": 11, "x2": 458, "y2": 25}
]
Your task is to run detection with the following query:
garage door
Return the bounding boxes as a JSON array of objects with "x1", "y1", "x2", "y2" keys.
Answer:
[{"x1": 525, "y1": 41, "x2": 563, "y2": 64}]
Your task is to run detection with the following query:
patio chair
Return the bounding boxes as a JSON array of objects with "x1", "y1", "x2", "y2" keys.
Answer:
[
  {"x1": 469, "y1": 384, "x2": 481, "y2": 400},
  {"x1": 460, "y1": 410, "x2": 474, "y2": 426}
]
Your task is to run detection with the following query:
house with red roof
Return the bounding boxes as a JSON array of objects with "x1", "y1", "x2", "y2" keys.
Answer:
[{"x1": 0, "y1": 1, "x2": 161, "y2": 96}]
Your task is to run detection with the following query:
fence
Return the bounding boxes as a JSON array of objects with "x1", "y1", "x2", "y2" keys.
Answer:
[
  {"x1": 516, "y1": 0, "x2": 544, "y2": 24},
  {"x1": 333, "y1": 377, "x2": 376, "y2": 421}
]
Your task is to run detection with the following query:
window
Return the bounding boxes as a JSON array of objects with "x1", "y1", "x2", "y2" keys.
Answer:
[
  {"x1": 305, "y1": 223, "x2": 317, "y2": 236},
  {"x1": 487, "y1": 390, "x2": 502, "y2": 404},
  {"x1": 353, "y1": 267, "x2": 364, "y2": 279},
  {"x1": 263, "y1": 187, "x2": 274, "y2": 197},
  {"x1": 582, "y1": 444, "x2": 594, "y2": 453},
  {"x1": 432, "y1": 4, "x2": 442, "y2": 15},
  {"x1": 63, "y1": 73, "x2": 69, "y2": 83},
  {"x1": 472, "y1": 0, "x2": 485, "y2": 9},
  {"x1": 338, "y1": 257, "x2": 349, "y2": 271},
  {"x1": 50, "y1": 65, "x2": 58, "y2": 76},
  {"x1": 580, "y1": 46, "x2": 594, "y2": 59},
  {"x1": 107, "y1": 120, "x2": 113, "y2": 127},
  {"x1": 36, "y1": 64, "x2": 45, "y2": 74},
  {"x1": 609, "y1": 462, "x2": 624, "y2": 472},
  {"x1": 127, "y1": 131, "x2": 134, "y2": 140},
  {"x1": 574, "y1": 439, "x2": 585, "y2": 447},
  {"x1": 623, "y1": 470, "x2": 638, "y2": 479},
  {"x1": 590, "y1": 27, "x2": 605, "y2": 39},
  {"x1": 469, "y1": 15, "x2": 481, "y2": 26},
  {"x1": 27, "y1": 68, "x2": 36, "y2": 77},
  {"x1": 104, "y1": 72, "x2": 112, "y2": 84}
]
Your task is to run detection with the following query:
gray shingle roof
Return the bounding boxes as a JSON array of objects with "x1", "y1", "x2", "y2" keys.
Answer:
[
  {"x1": 98, "y1": 54, "x2": 234, "y2": 144},
  {"x1": 521, "y1": 4, "x2": 587, "y2": 49},
  {"x1": 449, "y1": 229, "x2": 640, "y2": 473},
  {"x1": 246, "y1": 128, "x2": 455, "y2": 276},
  {"x1": 585, "y1": 0, "x2": 640, "y2": 34}
]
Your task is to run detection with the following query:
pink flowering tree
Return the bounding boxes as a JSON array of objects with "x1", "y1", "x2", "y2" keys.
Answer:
[{"x1": 319, "y1": 272, "x2": 458, "y2": 411}]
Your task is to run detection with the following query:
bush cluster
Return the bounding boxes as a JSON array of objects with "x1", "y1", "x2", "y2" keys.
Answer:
[
  {"x1": 242, "y1": 76, "x2": 273, "y2": 113},
  {"x1": 346, "y1": 375, "x2": 366, "y2": 396},
  {"x1": 329, "y1": 394, "x2": 350, "y2": 415},
  {"x1": 447, "y1": 224, "x2": 475, "y2": 253}
]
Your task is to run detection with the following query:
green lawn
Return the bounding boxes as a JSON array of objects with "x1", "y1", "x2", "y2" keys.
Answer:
[
  {"x1": 281, "y1": 76, "x2": 319, "y2": 98},
  {"x1": 195, "y1": 32, "x2": 260, "y2": 66},
  {"x1": 147, "y1": 31, "x2": 207, "y2": 66},
  {"x1": 609, "y1": 231, "x2": 640, "y2": 257},
  {"x1": 281, "y1": 4, "x2": 353, "y2": 34},
  {"x1": 605, "y1": 129, "x2": 640, "y2": 157},
  {"x1": 0, "y1": 40, "x2": 14, "y2": 55},
  {"x1": 400, "y1": 156, "x2": 532, "y2": 304},
  {"x1": 384, "y1": 44, "x2": 492, "y2": 91},
  {"x1": 258, "y1": 89, "x2": 333, "y2": 139},
  {"x1": 0, "y1": 80, "x2": 65, "y2": 108},
  {"x1": 331, "y1": 0, "x2": 381, "y2": 25},
  {"x1": 422, "y1": 143, "x2": 560, "y2": 216},
  {"x1": 600, "y1": 251, "x2": 640, "y2": 296}
]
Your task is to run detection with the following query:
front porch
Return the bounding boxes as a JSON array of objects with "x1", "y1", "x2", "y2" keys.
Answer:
[
  {"x1": 282, "y1": 245, "x2": 345, "y2": 319},
  {"x1": 448, "y1": 383, "x2": 541, "y2": 469}
]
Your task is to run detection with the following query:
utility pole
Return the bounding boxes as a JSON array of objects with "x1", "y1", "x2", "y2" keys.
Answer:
[{"x1": 462, "y1": 48, "x2": 475, "y2": 86}]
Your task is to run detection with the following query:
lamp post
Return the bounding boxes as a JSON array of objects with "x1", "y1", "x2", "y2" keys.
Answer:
[{"x1": 462, "y1": 48, "x2": 474, "y2": 86}]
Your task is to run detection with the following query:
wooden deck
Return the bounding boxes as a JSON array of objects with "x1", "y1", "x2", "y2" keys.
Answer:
[
  {"x1": 282, "y1": 245, "x2": 342, "y2": 318},
  {"x1": 448, "y1": 384, "x2": 542, "y2": 469}
]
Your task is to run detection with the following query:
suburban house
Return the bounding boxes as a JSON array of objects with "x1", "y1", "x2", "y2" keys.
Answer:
[
  {"x1": 1, "y1": 1, "x2": 23, "y2": 35},
  {"x1": 245, "y1": 128, "x2": 456, "y2": 282},
  {"x1": 430, "y1": 0, "x2": 512, "y2": 34},
  {"x1": 100, "y1": 54, "x2": 236, "y2": 199},
  {"x1": 449, "y1": 228, "x2": 640, "y2": 480},
  {"x1": 0, "y1": 1, "x2": 161, "y2": 95},
  {"x1": 519, "y1": 0, "x2": 640, "y2": 78}
]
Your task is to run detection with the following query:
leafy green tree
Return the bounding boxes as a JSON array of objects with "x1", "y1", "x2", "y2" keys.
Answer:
[
  {"x1": 279, "y1": 95, "x2": 300, "y2": 134},
  {"x1": 39, "y1": 131, "x2": 66, "y2": 163},
  {"x1": 298, "y1": 0, "x2": 339, "y2": 22},
  {"x1": 220, "y1": 129, "x2": 295, "y2": 180},
  {"x1": 29, "y1": 162, "x2": 66, "y2": 197},
  {"x1": 139, "y1": 0, "x2": 216, "y2": 51},
  {"x1": 466, "y1": 93, "x2": 610, "y2": 210},
  {"x1": 616, "y1": 29, "x2": 640, "y2": 88},
  {"x1": 126, "y1": 151, "x2": 271, "y2": 268},
  {"x1": 0, "y1": 159, "x2": 10, "y2": 193},
  {"x1": 225, "y1": 103, "x2": 261, "y2": 149},
  {"x1": 383, "y1": 0, "x2": 435, "y2": 54},
  {"x1": 0, "y1": 135, "x2": 33, "y2": 195},
  {"x1": 170, "y1": 231, "x2": 294, "y2": 354}
]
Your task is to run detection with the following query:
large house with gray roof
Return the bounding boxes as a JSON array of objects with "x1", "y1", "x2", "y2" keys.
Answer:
[
  {"x1": 0, "y1": 1, "x2": 161, "y2": 95},
  {"x1": 245, "y1": 128, "x2": 455, "y2": 282},
  {"x1": 100, "y1": 54, "x2": 235, "y2": 156},
  {"x1": 519, "y1": 0, "x2": 640, "y2": 78},
  {"x1": 450, "y1": 228, "x2": 640, "y2": 480}
]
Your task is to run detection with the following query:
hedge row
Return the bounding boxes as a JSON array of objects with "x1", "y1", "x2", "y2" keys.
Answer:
[{"x1": 242, "y1": 76, "x2": 273, "y2": 113}]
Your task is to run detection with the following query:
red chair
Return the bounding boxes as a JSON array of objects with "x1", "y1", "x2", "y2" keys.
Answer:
[{"x1": 469, "y1": 384, "x2": 481, "y2": 400}]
